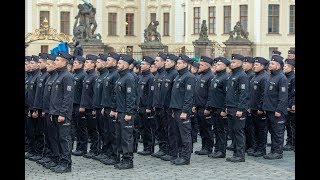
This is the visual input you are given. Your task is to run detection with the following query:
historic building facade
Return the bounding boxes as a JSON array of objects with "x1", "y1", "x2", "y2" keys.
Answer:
[{"x1": 25, "y1": 0, "x2": 295, "y2": 59}]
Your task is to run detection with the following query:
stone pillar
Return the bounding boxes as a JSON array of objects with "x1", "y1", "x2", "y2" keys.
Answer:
[
  {"x1": 139, "y1": 43, "x2": 165, "y2": 59},
  {"x1": 69, "y1": 39, "x2": 106, "y2": 55},
  {"x1": 193, "y1": 41, "x2": 214, "y2": 58},
  {"x1": 223, "y1": 41, "x2": 253, "y2": 58}
]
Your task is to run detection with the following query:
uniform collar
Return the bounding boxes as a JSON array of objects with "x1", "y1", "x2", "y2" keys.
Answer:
[
  {"x1": 119, "y1": 68, "x2": 129, "y2": 76},
  {"x1": 98, "y1": 67, "x2": 108, "y2": 74},
  {"x1": 141, "y1": 70, "x2": 151, "y2": 76},
  {"x1": 74, "y1": 68, "x2": 84, "y2": 74},
  {"x1": 165, "y1": 66, "x2": 175, "y2": 72},
  {"x1": 56, "y1": 66, "x2": 68, "y2": 74},
  {"x1": 231, "y1": 66, "x2": 243, "y2": 73},
  {"x1": 107, "y1": 66, "x2": 117, "y2": 73},
  {"x1": 177, "y1": 67, "x2": 188, "y2": 75},
  {"x1": 216, "y1": 69, "x2": 226, "y2": 76},
  {"x1": 157, "y1": 67, "x2": 165, "y2": 74},
  {"x1": 86, "y1": 68, "x2": 96, "y2": 75},
  {"x1": 271, "y1": 68, "x2": 282, "y2": 75}
]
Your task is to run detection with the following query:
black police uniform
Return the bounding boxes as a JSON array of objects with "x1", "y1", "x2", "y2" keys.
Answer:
[
  {"x1": 194, "y1": 68, "x2": 214, "y2": 155},
  {"x1": 114, "y1": 68, "x2": 136, "y2": 169},
  {"x1": 71, "y1": 67, "x2": 87, "y2": 155},
  {"x1": 32, "y1": 67, "x2": 50, "y2": 161},
  {"x1": 25, "y1": 70, "x2": 32, "y2": 151},
  {"x1": 41, "y1": 70, "x2": 58, "y2": 167},
  {"x1": 206, "y1": 68, "x2": 229, "y2": 158},
  {"x1": 129, "y1": 69, "x2": 140, "y2": 151},
  {"x1": 152, "y1": 66, "x2": 167, "y2": 157},
  {"x1": 80, "y1": 68, "x2": 99, "y2": 157},
  {"x1": 262, "y1": 68, "x2": 288, "y2": 158},
  {"x1": 49, "y1": 65, "x2": 74, "y2": 172},
  {"x1": 137, "y1": 70, "x2": 155, "y2": 155},
  {"x1": 249, "y1": 68, "x2": 269, "y2": 156},
  {"x1": 25, "y1": 68, "x2": 42, "y2": 158},
  {"x1": 169, "y1": 67, "x2": 196, "y2": 165},
  {"x1": 284, "y1": 69, "x2": 295, "y2": 150},
  {"x1": 225, "y1": 66, "x2": 249, "y2": 162},
  {"x1": 92, "y1": 67, "x2": 109, "y2": 159},
  {"x1": 100, "y1": 66, "x2": 120, "y2": 164}
]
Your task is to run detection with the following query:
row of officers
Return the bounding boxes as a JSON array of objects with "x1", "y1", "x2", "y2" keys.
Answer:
[{"x1": 25, "y1": 49, "x2": 295, "y2": 173}]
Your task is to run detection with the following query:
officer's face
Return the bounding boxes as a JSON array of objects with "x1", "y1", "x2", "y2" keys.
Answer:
[
  {"x1": 54, "y1": 57, "x2": 68, "y2": 69},
  {"x1": 96, "y1": 59, "x2": 106, "y2": 70},
  {"x1": 38, "y1": 59, "x2": 47, "y2": 70},
  {"x1": 230, "y1": 59, "x2": 243, "y2": 69},
  {"x1": 25, "y1": 61, "x2": 30, "y2": 72},
  {"x1": 73, "y1": 60, "x2": 83, "y2": 70},
  {"x1": 133, "y1": 66, "x2": 140, "y2": 73},
  {"x1": 29, "y1": 61, "x2": 39, "y2": 71},
  {"x1": 46, "y1": 60, "x2": 56, "y2": 72},
  {"x1": 287, "y1": 54, "x2": 295, "y2": 59},
  {"x1": 150, "y1": 64, "x2": 157, "y2": 73},
  {"x1": 242, "y1": 62, "x2": 253, "y2": 71},
  {"x1": 198, "y1": 61, "x2": 210, "y2": 73},
  {"x1": 253, "y1": 62, "x2": 264, "y2": 72},
  {"x1": 165, "y1": 59, "x2": 175, "y2": 69},
  {"x1": 215, "y1": 62, "x2": 227, "y2": 72},
  {"x1": 175, "y1": 60, "x2": 188, "y2": 70},
  {"x1": 268, "y1": 61, "x2": 280, "y2": 71},
  {"x1": 106, "y1": 57, "x2": 117, "y2": 68},
  {"x1": 155, "y1": 57, "x2": 165, "y2": 69},
  {"x1": 140, "y1": 61, "x2": 151, "y2": 72},
  {"x1": 117, "y1": 60, "x2": 129, "y2": 71},
  {"x1": 84, "y1": 60, "x2": 95, "y2": 71},
  {"x1": 190, "y1": 66, "x2": 198, "y2": 74},
  {"x1": 283, "y1": 64, "x2": 294, "y2": 73}
]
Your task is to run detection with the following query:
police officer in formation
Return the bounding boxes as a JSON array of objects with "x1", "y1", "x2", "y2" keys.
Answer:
[
  {"x1": 49, "y1": 52, "x2": 74, "y2": 172},
  {"x1": 194, "y1": 56, "x2": 214, "y2": 155},
  {"x1": 71, "y1": 55, "x2": 87, "y2": 156},
  {"x1": 262, "y1": 55, "x2": 288, "y2": 159},
  {"x1": 114, "y1": 54, "x2": 136, "y2": 169},
  {"x1": 26, "y1": 49, "x2": 295, "y2": 172},
  {"x1": 247, "y1": 57, "x2": 269, "y2": 157},
  {"x1": 169, "y1": 54, "x2": 196, "y2": 165},
  {"x1": 137, "y1": 56, "x2": 155, "y2": 156},
  {"x1": 225, "y1": 54, "x2": 249, "y2": 162},
  {"x1": 100, "y1": 52, "x2": 120, "y2": 165},
  {"x1": 205, "y1": 56, "x2": 230, "y2": 158},
  {"x1": 283, "y1": 58, "x2": 295, "y2": 151},
  {"x1": 151, "y1": 52, "x2": 168, "y2": 158}
]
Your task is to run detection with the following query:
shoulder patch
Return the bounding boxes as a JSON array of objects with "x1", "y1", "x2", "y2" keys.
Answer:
[
  {"x1": 187, "y1": 84, "x2": 192, "y2": 90},
  {"x1": 67, "y1": 85, "x2": 72, "y2": 91},
  {"x1": 281, "y1": 87, "x2": 286, "y2": 92},
  {"x1": 127, "y1": 87, "x2": 132, "y2": 93},
  {"x1": 241, "y1": 84, "x2": 245, "y2": 90}
]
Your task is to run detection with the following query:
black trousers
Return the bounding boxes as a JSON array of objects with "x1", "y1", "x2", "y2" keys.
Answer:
[
  {"x1": 41, "y1": 112, "x2": 52, "y2": 157},
  {"x1": 101, "y1": 108, "x2": 114, "y2": 156},
  {"x1": 71, "y1": 104, "x2": 80, "y2": 150},
  {"x1": 172, "y1": 109, "x2": 192, "y2": 160},
  {"x1": 50, "y1": 115, "x2": 72, "y2": 165},
  {"x1": 167, "y1": 108, "x2": 178, "y2": 158},
  {"x1": 154, "y1": 107, "x2": 169, "y2": 154},
  {"x1": 96, "y1": 108, "x2": 105, "y2": 154},
  {"x1": 74, "y1": 108, "x2": 88, "y2": 152},
  {"x1": 266, "y1": 111, "x2": 286, "y2": 154},
  {"x1": 245, "y1": 112, "x2": 255, "y2": 150},
  {"x1": 138, "y1": 107, "x2": 155, "y2": 152},
  {"x1": 196, "y1": 107, "x2": 214, "y2": 152},
  {"x1": 26, "y1": 110, "x2": 44, "y2": 155},
  {"x1": 251, "y1": 110, "x2": 267, "y2": 153},
  {"x1": 84, "y1": 109, "x2": 100, "y2": 154},
  {"x1": 227, "y1": 109, "x2": 246, "y2": 158},
  {"x1": 212, "y1": 112, "x2": 227, "y2": 155},
  {"x1": 285, "y1": 111, "x2": 295, "y2": 146},
  {"x1": 190, "y1": 112, "x2": 199, "y2": 143},
  {"x1": 116, "y1": 113, "x2": 134, "y2": 161}
]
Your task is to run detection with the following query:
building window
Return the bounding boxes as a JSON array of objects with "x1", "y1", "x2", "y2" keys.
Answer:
[
  {"x1": 163, "y1": 13, "x2": 170, "y2": 36},
  {"x1": 269, "y1": 47, "x2": 278, "y2": 59},
  {"x1": 224, "y1": 6, "x2": 231, "y2": 34},
  {"x1": 194, "y1": 7, "x2": 200, "y2": 34},
  {"x1": 126, "y1": 13, "x2": 134, "y2": 36},
  {"x1": 40, "y1": 11, "x2": 50, "y2": 26},
  {"x1": 268, "y1": 4, "x2": 279, "y2": 33},
  {"x1": 240, "y1": 5, "x2": 248, "y2": 32},
  {"x1": 183, "y1": 12, "x2": 186, "y2": 36},
  {"x1": 108, "y1": 13, "x2": 117, "y2": 36},
  {"x1": 150, "y1": 13, "x2": 156, "y2": 22},
  {"x1": 41, "y1": 45, "x2": 48, "y2": 53},
  {"x1": 60, "y1": 11, "x2": 70, "y2": 35},
  {"x1": 289, "y1": 5, "x2": 295, "y2": 34},
  {"x1": 208, "y1": 6, "x2": 216, "y2": 34}
]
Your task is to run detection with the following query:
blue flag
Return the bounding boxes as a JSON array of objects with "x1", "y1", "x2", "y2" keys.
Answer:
[{"x1": 50, "y1": 42, "x2": 69, "y2": 55}]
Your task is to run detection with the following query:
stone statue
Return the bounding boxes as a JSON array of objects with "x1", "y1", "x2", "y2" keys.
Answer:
[
  {"x1": 199, "y1": 20, "x2": 209, "y2": 41},
  {"x1": 144, "y1": 21, "x2": 161, "y2": 43},
  {"x1": 229, "y1": 21, "x2": 249, "y2": 39},
  {"x1": 73, "y1": 0, "x2": 101, "y2": 41}
]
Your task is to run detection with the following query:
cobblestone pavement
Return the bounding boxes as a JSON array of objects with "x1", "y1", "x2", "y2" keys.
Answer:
[{"x1": 25, "y1": 134, "x2": 295, "y2": 180}]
